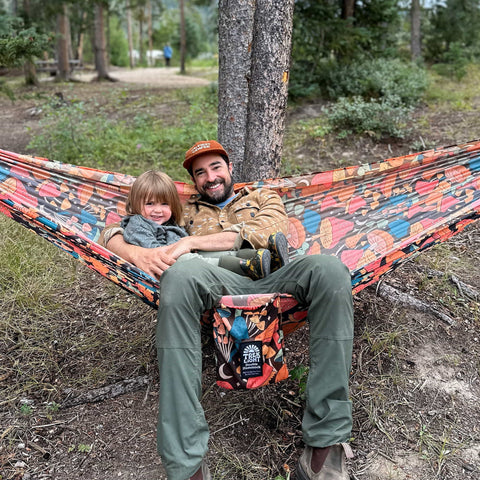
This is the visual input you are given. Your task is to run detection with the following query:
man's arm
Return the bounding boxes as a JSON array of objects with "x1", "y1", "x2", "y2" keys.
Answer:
[
  {"x1": 101, "y1": 223, "x2": 237, "y2": 275},
  {"x1": 165, "y1": 231, "x2": 238, "y2": 259},
  {"x1": 106, "y1": 234, "x2": 175, "y2": 279}
]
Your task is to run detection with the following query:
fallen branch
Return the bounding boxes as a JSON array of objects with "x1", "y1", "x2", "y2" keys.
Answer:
[
  {"x1": 424, "y1": 268, "x2": 479, "y2": 300},
  {"x1": 376, "y1": 282, "x2": 456, "y2": 327},
  {"x1": 61, "y1": 375, "x2": 151, "y2": 408}
]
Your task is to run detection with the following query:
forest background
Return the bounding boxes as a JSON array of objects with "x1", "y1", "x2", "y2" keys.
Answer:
[{"x1": 1, "y1": 1, "x2": 480, "y2": 479}]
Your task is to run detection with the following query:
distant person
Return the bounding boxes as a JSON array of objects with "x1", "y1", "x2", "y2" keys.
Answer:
[{"x1": 163, "y1": 44, "x2": 172, "y2": 67}]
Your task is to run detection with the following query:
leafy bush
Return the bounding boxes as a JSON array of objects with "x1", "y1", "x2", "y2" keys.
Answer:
[
  {"x1": 324, "y1": 95, "x2": 413, "y2": 138},
  {"x1": 429, "y1": 42, "x2": 473, "y2": 81},
  {"x1": 323, "y1": 58, "x2": 428, "y2": 106}
]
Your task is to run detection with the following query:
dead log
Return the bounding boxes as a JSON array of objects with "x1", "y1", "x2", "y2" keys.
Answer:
[
  {"x1": 61, "y1": 375, "x2": 150, "y2": 408},
  {"x1": 376, "y1": 282, "x2": 456, "y2": 327}
]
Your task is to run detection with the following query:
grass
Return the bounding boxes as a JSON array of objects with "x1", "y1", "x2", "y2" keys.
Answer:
[
  {"x1": 0, "y1": 217, "x2": 77, "y2": 315},
  {"x1": 424, "y1": 63, "x2": 480, "y2": 110},
  {"x1": 282, "y1": 117, "x2": 332, "y2": 175}
]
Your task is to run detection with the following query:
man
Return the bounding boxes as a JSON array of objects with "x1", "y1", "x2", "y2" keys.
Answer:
[{"x1": 100, "y1": 140, "x2": 354, "y2": 480}]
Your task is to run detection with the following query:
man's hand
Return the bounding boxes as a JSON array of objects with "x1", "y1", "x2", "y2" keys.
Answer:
[
  {"x1": 166, "y1": 232, "x2": 239, "y2": 259},
  {"x1": 106, "y1": 234, "x2": 175, "y2": 279},
  {"x1": 131, "y1": 245, "x2": 176, "y2": 279},
  {"x1": 166, "y1": 237, "x2": 196, "y2": 260}
]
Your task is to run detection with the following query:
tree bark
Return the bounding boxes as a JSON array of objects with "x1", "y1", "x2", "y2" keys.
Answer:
[
  {"x1": 243, "y1": 0, "x2": 295, "y2": 181},
  {"x1": 76, "y1": 10, "x2": 88, "y2": 65},
  {"x1": 22, "y1": 0, "x2": 38, "y2": 86},
  {"x1": 93, "y1": 2, "x2": 113, "y2": 80},
  {"x1": 411, "y1": 0, "x2": 422, "y2": 61},
  {"x1": 218, "y1": 1, "x2": 294, "y2": 182},
  {"x1": 217, "y1": 0, "x2": 255, "y2": 181},
  {"x1": 342, "y1": 0, "x2": 355, "y2": 20},
  {"x1": 127, "y1": 0, "x2": 135, "y2": 68},
  {"x1": 147, "y1": 0, "x2": 153, "y2": 66},
  {"x1": 139, "y1": 10, "x2": 144, "y2": 64},
  {"x1": 56, "y1": 3, "x2": 70, "y2": 81},
  {"x1": 24, "y1": 60, "x2": 38, "y2": 86},
  {"x1": 179, "y1": 0, "x2": 186, "y2": 74}
]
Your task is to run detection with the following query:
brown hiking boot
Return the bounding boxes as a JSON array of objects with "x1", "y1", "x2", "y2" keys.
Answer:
[
  {"x1": 189, "y1": 460, "x2": 211, "y2": 480},
  {"x1": 297, "y1": 443, "x2": 353, "y2": 480}
]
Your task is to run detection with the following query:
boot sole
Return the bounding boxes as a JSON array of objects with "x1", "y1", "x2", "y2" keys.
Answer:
[{"x1": 270, "y1": 233, "x2": 289, "y2": 269}]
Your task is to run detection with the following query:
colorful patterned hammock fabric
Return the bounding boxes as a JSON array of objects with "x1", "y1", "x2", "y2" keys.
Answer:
[{"x1": 1, "y1": 141, "x2": 480, "y2": 313}]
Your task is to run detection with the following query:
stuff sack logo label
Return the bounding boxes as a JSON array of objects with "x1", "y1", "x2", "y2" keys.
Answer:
[{"x1": 239, "y1": 341, "x2": 263, "y2": 379}]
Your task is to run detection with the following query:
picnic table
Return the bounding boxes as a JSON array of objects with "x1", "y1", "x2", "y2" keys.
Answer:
[{"x1": 35, "y1": 59, "x2": 82, "y2": 74}]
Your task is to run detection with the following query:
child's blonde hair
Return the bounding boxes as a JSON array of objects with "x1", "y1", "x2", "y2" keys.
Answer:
[{"x1": 126, "y1": 170, "x2": 184, "y2": 226}]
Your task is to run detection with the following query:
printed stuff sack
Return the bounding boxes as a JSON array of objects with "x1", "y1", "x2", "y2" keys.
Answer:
[{"x1": 212, "y1": 294, "x2": 289, "y2": 390}]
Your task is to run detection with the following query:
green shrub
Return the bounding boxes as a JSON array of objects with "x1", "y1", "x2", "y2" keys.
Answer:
[
  {"x1": 322, "y1": 58, "x2": 428, "y2": 106},
  {"x1": 430, "y1": 43, "x2": 472, "y2": 81},
  {"x1": 324, "y1": 95, "x2": 413, "y2": 138}
]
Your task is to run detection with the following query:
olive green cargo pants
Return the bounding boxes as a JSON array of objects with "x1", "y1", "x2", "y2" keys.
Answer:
[{"x1": 156, "y1": 254, "x2": 354, "y2": 480}]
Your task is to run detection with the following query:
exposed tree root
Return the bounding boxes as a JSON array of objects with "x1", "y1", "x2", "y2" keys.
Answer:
[
  {"x1": 91, "y1": 74, "x2": 119, "y2": 82},
  {"x1": 376, "y1": 282, "x2": 456, "y2": 326}
]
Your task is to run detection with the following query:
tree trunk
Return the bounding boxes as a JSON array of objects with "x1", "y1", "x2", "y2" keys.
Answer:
[
  {"x1": 93, "y1": 2, "x2": 112, "y2": 80},
  {"x1": 217, "y1": 0, "x2": 295, "y2": 182},
  {"x1": 56, "y1": 3, "x2": 70, "y2": 81},
  {"x1": 106, "y1": 2, "x2": 111, "y2": 65},
  {"x1": 22, "y1": 0, "x2": 38, "y2": 86},
  {"x1": 179, "y1": 0, "x2": 186, "y2": 74},
  {"x1": 139, "y1": 16, "x2": 144, "y2": 64},
  {"x1": 147, "y1": 0, "x2": 153, "y2": 66},
  {"x1": 243, "y1": 0, "x2": 295, "y2": 181},
  {"x1": 411, "y1": 0, "x2": 422, "y2": 61},
  {"x1": 127, "y1": 0, "x2": 135, "y2": 68},
  {"x1": 342, "y1": 0, "x2": 355, "y2": 20},
  {"x1": 217, "y1": 0, "x2": 255, "y2": 181},
  {"x1": 66, "y1": 10, "x2": 73, "y2": 62},
  {"x1": 76, "y1": 10, "x2": 88, "y2": 64},
  {"x1": 23, "y1": 60, "x2": 38, "y2": 86}
]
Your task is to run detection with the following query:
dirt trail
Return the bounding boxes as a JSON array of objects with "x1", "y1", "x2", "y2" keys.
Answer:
[{"x1": 73, "y1": 66, "x2": 212, "y2": 88}]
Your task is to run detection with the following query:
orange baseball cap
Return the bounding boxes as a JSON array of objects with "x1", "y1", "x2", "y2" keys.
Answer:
[{"x1": 183, "y1": 140, "x2": 229, "y2": 171}]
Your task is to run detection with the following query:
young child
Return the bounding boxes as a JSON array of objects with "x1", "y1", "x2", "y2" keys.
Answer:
[{"x1": 121, "y1": 170, "x2": 289, "y2": 280}]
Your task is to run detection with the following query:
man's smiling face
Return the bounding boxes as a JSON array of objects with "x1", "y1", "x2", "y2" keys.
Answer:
[{"x1": 191, "y1": 153, "x2": 234, "y2": 204}]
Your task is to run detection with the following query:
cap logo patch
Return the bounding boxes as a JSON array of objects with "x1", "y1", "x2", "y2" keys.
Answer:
[{"x1": 191, "y1": 142, "x2": 211, "y2": 154}]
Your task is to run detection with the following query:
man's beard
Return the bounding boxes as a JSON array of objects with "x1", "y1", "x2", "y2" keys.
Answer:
[{"x1": 199, "y1": 178, "x2": 234, "y2": 204}]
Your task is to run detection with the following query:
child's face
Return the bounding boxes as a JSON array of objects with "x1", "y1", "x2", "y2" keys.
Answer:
[{"x1": 141, "y1": 200, "x2": 172, "y2": 225}]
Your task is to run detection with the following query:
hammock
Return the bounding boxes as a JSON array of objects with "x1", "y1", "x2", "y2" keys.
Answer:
[{"x1": 1, "y1": 142, "x2": 480, "y2": 323}]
